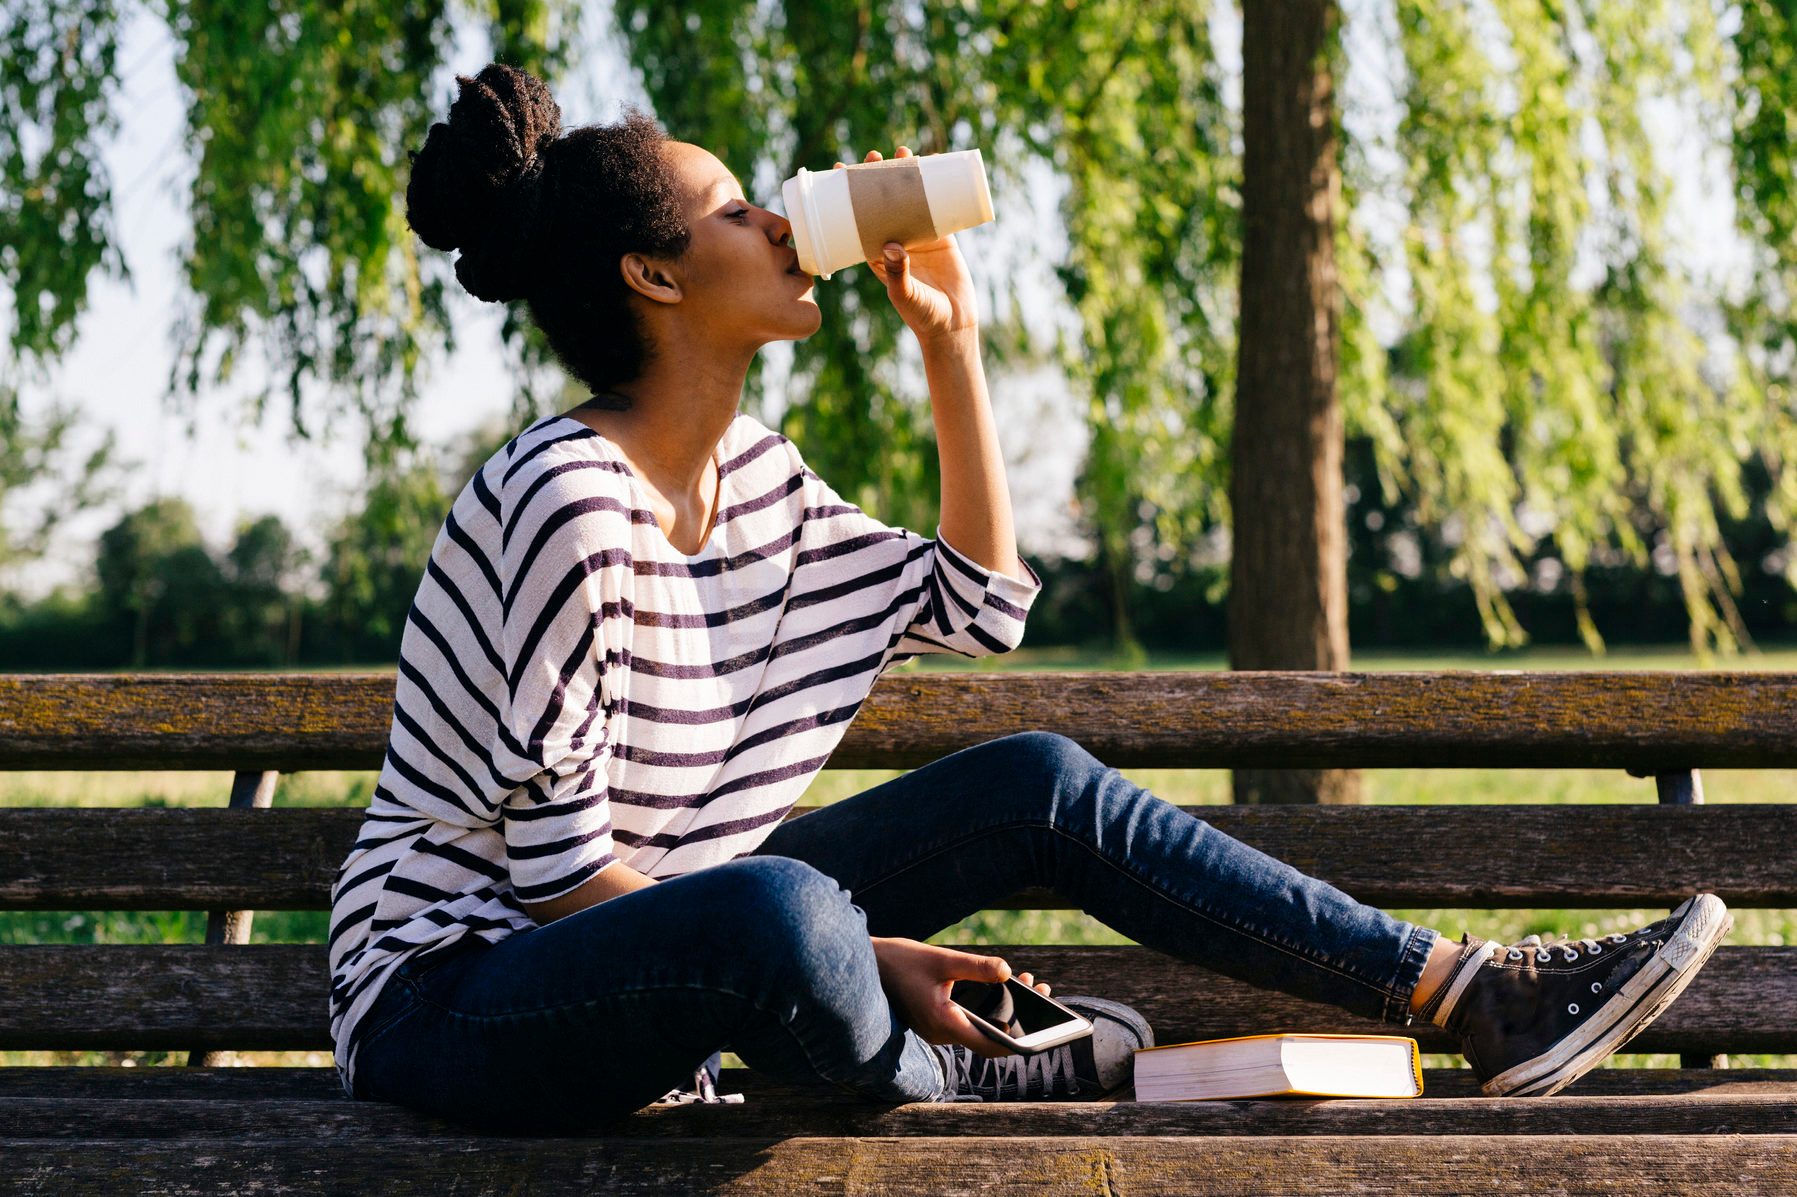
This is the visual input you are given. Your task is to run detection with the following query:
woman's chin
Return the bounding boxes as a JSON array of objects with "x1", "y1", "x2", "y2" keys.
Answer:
[{"x1": 769, "y1": 312, "x2": 823, "y2": 343}]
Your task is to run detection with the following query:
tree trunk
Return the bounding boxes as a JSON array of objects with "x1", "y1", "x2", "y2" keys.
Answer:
[
  {"x1": 132, "y1": 600, "x2": 150, "y2": 670},
  {"x1": 1229, "y1": 0, "x2": 1359, "y2": 806},
  {"x1": 1102, "y1": 529, "x2": 1147, "y2": 668},
  {"x1": 284, "y1": 599, "x2": 302, "y2": 667}
]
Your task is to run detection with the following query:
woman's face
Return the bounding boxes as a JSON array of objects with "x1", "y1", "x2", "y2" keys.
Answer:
[{"x1": 624, "y1": 141, "x2": 822, "y2": 346}]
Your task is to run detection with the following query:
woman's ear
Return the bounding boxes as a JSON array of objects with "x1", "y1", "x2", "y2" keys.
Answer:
[{"x1": 619, "y1": 251, "x2": 682, "y2": 305}]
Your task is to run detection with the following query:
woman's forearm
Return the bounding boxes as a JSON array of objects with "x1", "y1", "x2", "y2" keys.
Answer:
[
  {"x1": 519, "y1": 859, "x2": 658, "y2": 925},
  {"x1": 920, "y1": 326, "x2": 1024, "y2": 581}
]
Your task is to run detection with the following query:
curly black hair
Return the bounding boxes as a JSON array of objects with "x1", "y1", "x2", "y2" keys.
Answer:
[{"x1": 405, "y1": 63, "x2": 693, "y2": 407}]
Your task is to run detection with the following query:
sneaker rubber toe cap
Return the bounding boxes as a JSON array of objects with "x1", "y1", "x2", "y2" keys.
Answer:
[{"x1": 1060, "y1": 995, "x2": 1154, "y2": 1093}]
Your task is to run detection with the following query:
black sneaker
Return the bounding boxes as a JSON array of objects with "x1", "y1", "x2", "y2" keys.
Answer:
[
  {"x1": 1418, "y1": 893, "x2": 1732, "y2": 1097},
  {"x1": 931, "y1": 995, "x2": 1153, "y2": 1101}
]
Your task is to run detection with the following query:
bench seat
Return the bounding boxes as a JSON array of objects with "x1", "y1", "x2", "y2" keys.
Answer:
[
  {"x1": 5, "y1": 1134, "x2": 1796, "y2": 1196},
  {"x1": 4, "y1": 672, "x2": 1796, "y2": 1195},
  {"x1": 5, "y1": 1068, "x2": 1797, "y2": 1195},
  {"x1": 3, "y1": 1066, "x2": 1797, "y2": 1138}
]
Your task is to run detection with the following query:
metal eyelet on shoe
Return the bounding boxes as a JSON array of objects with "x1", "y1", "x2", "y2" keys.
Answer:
[
  {"x1": 1591, "y1": 982, "x2": 1603, "y2": 993},
  {"x1": 1589, "y1": 944, "x2": 1601, "y2": 953},
  {"x1": 1561, "y1": 948, "x2": 1579, "y2": 962},
  {"x1": 1508, "y1": 948, "x2": 1524, "y2": 961},
  {"x1": 1608, "y1": 933, "x2": 1627, "y2": 943},
  {"x1": 1568, "y1": 1003, "x2": 1580, "y2": 1015}
]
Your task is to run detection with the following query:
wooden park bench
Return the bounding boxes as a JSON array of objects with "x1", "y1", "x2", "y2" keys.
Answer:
[{"x1": 2, "y1": 670, "x2": 1795, "y2": 1194}]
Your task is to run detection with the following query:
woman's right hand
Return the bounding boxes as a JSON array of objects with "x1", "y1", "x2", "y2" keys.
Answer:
[{"x1": 870, "y1": 935, "x2": 1053, "y2": 1060}]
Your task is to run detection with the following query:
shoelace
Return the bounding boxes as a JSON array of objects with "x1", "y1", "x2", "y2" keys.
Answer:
[
  {"x1": 939, "y1": 1041, "x2": 1082, "y2": 1101},
  {"x1": 652, "y1": 1056, "x2": 745, "y2": 1106},
  {"x1": 1415, "y1": 925, "x2": 1649, "y2": 1028},
  {"x1": 1501, "y1": 931, "x2": 1629, "y2": 964}
]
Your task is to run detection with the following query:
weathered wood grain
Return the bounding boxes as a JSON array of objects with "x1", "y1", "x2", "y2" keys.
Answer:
[
  {"x1": 3, "y1": 1135, "x2": 1795, "y2": 1195},
  {"x1": 3, "y1": 1091, "x2": 1795, "y2": 1140},
  {"x1": 7, "y1": 803, "x2": 1796, "y2": 910},
  {"x1": 0, "y1": 673, "x2": 395, "y2": 771},
  {"x1": 4, "y1": 1066, "x2": 1794, "y2": 1103},
  {"x1": 0, "y1": 808, "x2": 349, "y2": 909},
  {"x1": 6, "y1": 671, "x2": 1797, "y2": 770},
  {"x1": 187, "y1": 769, "x2": 279, "y2": 1069},
  {"x1": 0, "y1": 1067, "x2": 355, "y2": 1100},
  {"x1": 0, "y1": 944, "x2": 1788, "y2": 1054}
]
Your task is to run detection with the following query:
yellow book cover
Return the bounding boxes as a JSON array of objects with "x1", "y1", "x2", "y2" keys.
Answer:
[{"x1": 1131, "y1": 1033, "x2": 1423, "y2": 1101}]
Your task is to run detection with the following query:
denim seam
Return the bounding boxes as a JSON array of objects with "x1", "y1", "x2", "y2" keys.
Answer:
[
  {"x1": 405, "y1": 980, "x2": 928, "y2": 1102},
  {"x1": 850, "y1": 816, "x2": 1407, "y2": 1013},
  {"x1": 1382, "y1": 922, "x2": 1438, "y2": 1023}
]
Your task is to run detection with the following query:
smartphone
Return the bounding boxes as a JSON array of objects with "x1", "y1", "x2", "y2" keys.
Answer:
[{"x1": 948, "y1": 976, "x2": 1093, "y2": 1055}]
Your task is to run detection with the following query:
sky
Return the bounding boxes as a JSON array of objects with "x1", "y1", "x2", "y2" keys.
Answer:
[
  {"x1": 6, "y1": 4, "x2": 1092, "y2": 601},
  {"x1": 4, "y1": 1, "x2": 1742, "y2": 603}
]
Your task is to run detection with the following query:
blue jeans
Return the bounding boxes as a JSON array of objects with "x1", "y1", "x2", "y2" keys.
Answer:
[{"x1": 349, "y1": 731, "x2": 1436, "y2": 1131}]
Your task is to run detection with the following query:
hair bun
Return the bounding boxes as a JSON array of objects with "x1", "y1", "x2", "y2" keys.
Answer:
[{"x1": 406, "y1": 63, "x2": 564, "y2": 302}]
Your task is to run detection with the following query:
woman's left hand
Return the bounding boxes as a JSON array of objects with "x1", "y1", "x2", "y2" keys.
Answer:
[
  {"x1": 835, "y1": 147, "x2": 979, "y2": 345},
  {"x1": 870, "y1": 935, "x2": 1053, "y2": 1059}
]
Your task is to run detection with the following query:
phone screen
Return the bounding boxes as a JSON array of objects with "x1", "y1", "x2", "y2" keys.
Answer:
[
  {"x1": 951, "y1": 978, "x2": 1081, "y2": 1037},
  {"x1": 1006, "y1": 980, "x2": 1078, "y2": 1035}
]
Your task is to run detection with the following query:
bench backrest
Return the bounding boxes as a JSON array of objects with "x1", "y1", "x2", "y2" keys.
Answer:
[{"x1": 2, "y1": 671, "x2": 1792, "y2": 1059}]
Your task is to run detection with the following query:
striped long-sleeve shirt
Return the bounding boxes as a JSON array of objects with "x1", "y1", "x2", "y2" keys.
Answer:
[{"x1": 326, "y1": 407, "x2": 1043, "y2": 1097}]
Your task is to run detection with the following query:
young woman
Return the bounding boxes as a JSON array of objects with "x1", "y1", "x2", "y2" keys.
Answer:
[{"x1": 328, "y1": 63, "x2": 1732, "y2": 1133}]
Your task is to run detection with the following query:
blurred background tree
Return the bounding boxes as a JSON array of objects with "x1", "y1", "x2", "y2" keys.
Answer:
[
  {"x1": 313, "y1": 445, "x2": 452, "y2": 662},
  {"x1": 223, "y1": 514, "x2": 308, "y2": 666},
  {"x1": 93, "y1": 496, "x2": 210, "y2": 666}
]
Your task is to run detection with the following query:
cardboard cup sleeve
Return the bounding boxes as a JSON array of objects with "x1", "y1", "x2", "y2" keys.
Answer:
[{"x1": 782, "y1": 148, "x2": 995, "y2": 280}]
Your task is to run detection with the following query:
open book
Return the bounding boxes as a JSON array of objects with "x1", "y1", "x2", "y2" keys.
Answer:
[{"x1": 1132, "y1": 1033, "x2": 1423, "y2": 1101}]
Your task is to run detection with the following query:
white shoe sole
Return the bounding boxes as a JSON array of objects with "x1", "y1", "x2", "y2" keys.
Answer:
[{"x1": 1481, "y1": 893, "x2": 1733, "y2": 1098}]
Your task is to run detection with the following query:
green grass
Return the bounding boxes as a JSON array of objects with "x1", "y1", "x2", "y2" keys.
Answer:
[
  {"x1": 906, "y1": 638, "x2": 1797, "y2": 673},
  {"x1": 6, "y1": 643, "x2": 1793, "y2": 1070}
]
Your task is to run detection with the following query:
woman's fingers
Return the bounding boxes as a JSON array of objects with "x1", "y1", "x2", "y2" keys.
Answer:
[
  {"x1": 836, "y1": 146, "x2": 911, "y2": 169},
  {"x1": 925, "y1": 944, "x2": 1008, "y2": 985},
  {"x1": 952, "y1": 951, "x2": 1009, "y2": 984},
  {"x1": 942, "y1": 1000, "x2": 1014, "y2": 1059}
]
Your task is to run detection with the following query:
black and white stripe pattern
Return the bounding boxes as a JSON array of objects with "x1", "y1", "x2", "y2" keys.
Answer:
[{"x1": 327, "y1": 409, "x2": 1043, "y2": 1097}]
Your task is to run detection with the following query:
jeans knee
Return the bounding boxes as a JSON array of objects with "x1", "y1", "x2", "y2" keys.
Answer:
[
  {"x1": 994, "y1": 730, "x2": 1101, "y2": 775},
  {"x1": 982, "y1": 730, "x2": 1106, "y2": 819},
  {"x1": 705, "y1": 856, "x2": 866, "y2": 980}
]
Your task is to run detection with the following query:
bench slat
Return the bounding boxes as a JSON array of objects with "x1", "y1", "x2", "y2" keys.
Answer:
[
  {"x1": 3, "y1": 1135, "x2": 1795, "y2": 1194},
  {"x1": 6, "y1": 671, "x2": 1797, "y2": 770},
  {"x1": 6, "y1": 804, "x2": 1796, "y2": 910},
  {"x1": 3, "y1": 1064, "x2": 1797, "y2": 1099},
  {"x1": 4, "y1": 1066, "x2": 1793, "y2": 1102},
  {"x1": 2, "y1": 1091, "x2": 1795, "y2": 1139},
  {"x1": 0, "y1": 945, "x2": 1788, "y2": 1055}
]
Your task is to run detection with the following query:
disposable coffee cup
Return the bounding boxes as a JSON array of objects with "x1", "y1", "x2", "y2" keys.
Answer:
[{"x1": 781, "y1": 148, "x2": 995, "y2": 280}]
